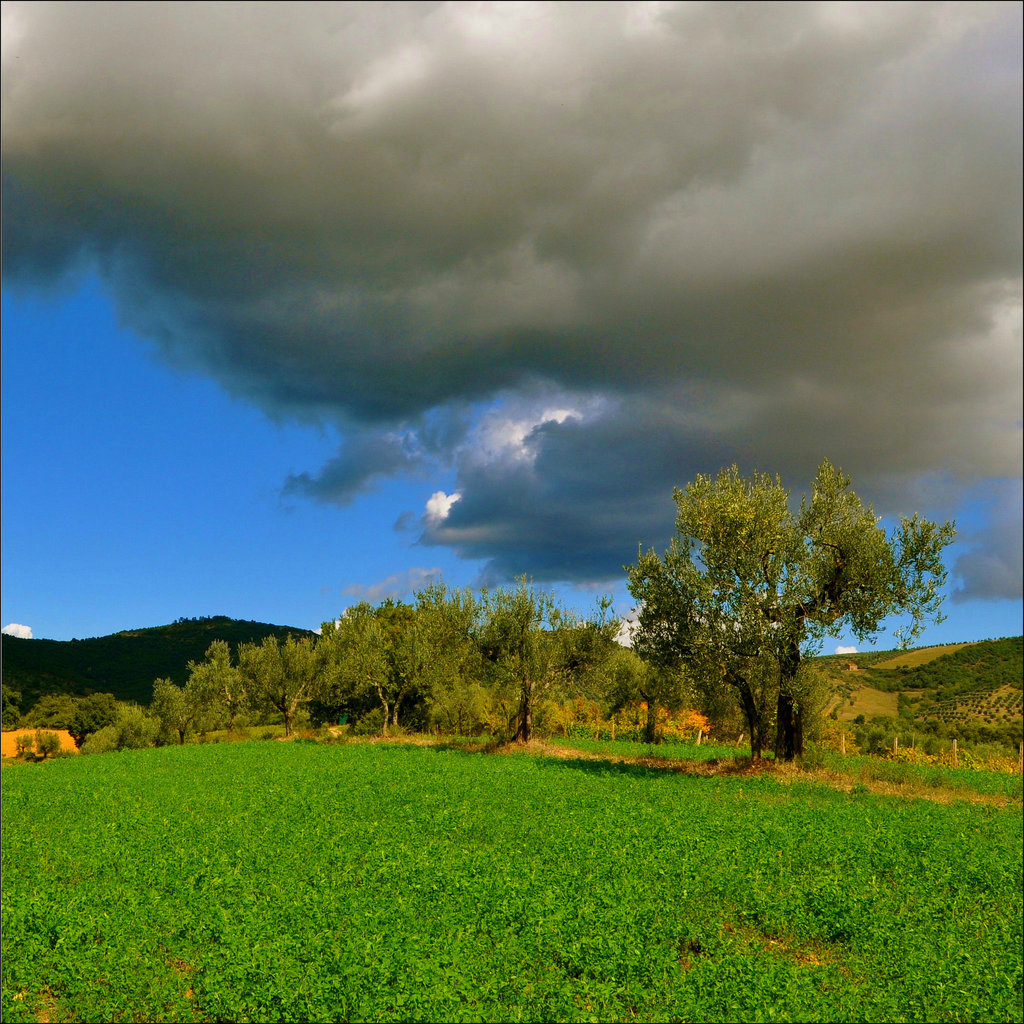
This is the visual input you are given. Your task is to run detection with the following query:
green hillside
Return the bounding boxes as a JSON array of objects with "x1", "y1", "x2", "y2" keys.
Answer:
[
  {"x1": 1, "y1": 616, "x2": 315, "y2": 709},
  {"x1": 816, "y1": 636, "x2": 1023, "y2": 750}
]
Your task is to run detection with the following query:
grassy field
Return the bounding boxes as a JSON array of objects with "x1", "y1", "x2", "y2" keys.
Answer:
[
  {"x1": 832, "y1": 684, "x2": 899, "y2": 722},
  {"x1": 3, "y1": 740, "x2": 1022, "y2": 1023}
]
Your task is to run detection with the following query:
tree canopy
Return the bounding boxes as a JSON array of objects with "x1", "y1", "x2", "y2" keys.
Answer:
[{"x1": 626, "y1": 460, "x2": 955, "y2": 760}]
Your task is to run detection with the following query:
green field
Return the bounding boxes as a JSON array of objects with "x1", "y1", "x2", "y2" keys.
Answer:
[{"x1": 3, "y1": 742, "x2": 1022, "y2": 1023}]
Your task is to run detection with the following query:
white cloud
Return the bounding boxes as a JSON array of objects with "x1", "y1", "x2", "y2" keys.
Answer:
[
  {"x1": 424, "y1": 490, "x2": 461, "y2": 522},
  {"x1": 2, "y1": 623, "x2": 34, "y2": 639},
  {"x1": 343, "y1": 566, "x2": 443, "y2": 604},
  {"x1": 614, "y1": 615, "x2": 637, "y2": 647},
  {"x1": 835, "y1": 645, "x2": 858, "y2": 655}
]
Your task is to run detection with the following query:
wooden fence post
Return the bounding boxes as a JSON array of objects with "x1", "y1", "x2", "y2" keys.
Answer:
[
  {"x1": 696, "y1": 729, "x2": 703, "y2": 746},
  {"x1": 952, "y1": 738, "x2": 958, "y2": 769},
  {"x1": 893, "y1": 735, "x2": 898, "y2": 757},
  {"x1": 840, "y1": 732, "x2": 846, "y2": 756}
]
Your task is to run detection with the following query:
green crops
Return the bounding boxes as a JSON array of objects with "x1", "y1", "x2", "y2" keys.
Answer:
[{"x1": 3, "y1": 742, "x2": 1021, "y2": 1022}]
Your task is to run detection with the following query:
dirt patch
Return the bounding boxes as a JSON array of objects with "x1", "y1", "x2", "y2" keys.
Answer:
[{"x1": 2, "y1": 728, "x2": 78, "y2": 759}]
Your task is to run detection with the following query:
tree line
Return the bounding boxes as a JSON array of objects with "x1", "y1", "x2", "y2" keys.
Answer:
[
  {"x1": 8, "y1": 579, "x2": 705, "y2": 752},
  {"x1": 5, "y1": 460, "x2": 955, "y2": 762}
]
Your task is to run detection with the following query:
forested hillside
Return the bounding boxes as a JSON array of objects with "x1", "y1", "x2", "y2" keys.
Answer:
[{"x1": 1, "y1": 616, "x2": 314, "y2": 709}]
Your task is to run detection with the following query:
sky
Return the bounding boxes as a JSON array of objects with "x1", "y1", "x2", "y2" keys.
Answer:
[{"x1": 2, "y1": 1, "x2": 1021, "y2": 652}]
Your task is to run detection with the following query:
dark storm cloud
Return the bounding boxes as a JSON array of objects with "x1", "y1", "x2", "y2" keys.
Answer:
[{"x1": 3, "y1": 2, "x2": 1020, "y2": 593}]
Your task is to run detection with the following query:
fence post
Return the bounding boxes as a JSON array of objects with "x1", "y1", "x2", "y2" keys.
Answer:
[
  {"x1": 952, "y1": 738, "x2": 958, "y2": 769},
  {"x1": 840, "y1": 732, "x2": 846, "y2": 755},
  {"x1": 893, "y1": 735, "x2": 898, "y2": 757},
  {"x1": 696, "y1": 729, "x2": 703, "y2": 746}
]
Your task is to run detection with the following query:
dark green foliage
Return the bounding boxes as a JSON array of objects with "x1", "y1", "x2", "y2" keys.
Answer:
[
  {"x1": 67, "y1": 693, "x2": 120, "y2": 747},
  {"x1": 19, "y1": 692, "x2": 122, "y2": 748},
  {"x1": 1, "y1": 617, "x2": 315, "y2": 707},
  {"x1": 20, "y1": 693, "x2": 78, "y2": 731},
  {"x1": 2, "y1": 683, "x2": 22, "y2": 728}
]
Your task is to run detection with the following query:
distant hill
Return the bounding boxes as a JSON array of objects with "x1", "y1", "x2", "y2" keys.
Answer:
[
  {"x1": 2, "y1": 616, "x2": 315, "y2": 709},
  {"x1": 816, "y1": 636, "x2": 1023, "y2": 737}
]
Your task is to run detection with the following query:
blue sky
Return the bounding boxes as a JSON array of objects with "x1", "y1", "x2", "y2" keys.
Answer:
[
  {"x1": 2, "y1": 3, "x2": 1021, "y2": 650},
  {"x1": 2, "y1": 278, "x2": 474, "y2": 638}
]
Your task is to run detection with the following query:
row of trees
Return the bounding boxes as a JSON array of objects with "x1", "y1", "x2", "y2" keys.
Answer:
[
  {"x1": 8, "y1": 462, "x2": 954, "y2": 763},
  {"x1": 176, "y1": 581, "x2": 632, "y2": 742},
  {"x1": 12, "y1": 580, "x2": 709, "y2": 750}
]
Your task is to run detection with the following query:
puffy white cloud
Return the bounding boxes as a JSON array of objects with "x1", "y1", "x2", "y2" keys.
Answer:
[
  {"x1": 2, "y1": 1, "x2": 1020, "y2": 587},
  {"x1": 2, "y1": 623, "x2": 34, "y2": 639},
  {"x1": 835, "y1": 645, "x2": 858, "y2": 655},
  {"x1": 424, "y1": 491, "x2": 461, "y2": 522}
]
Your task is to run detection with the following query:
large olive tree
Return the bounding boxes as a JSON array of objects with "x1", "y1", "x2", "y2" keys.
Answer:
[{"x1": 627, "y1": 460, "x2": 955, "y2": 760}]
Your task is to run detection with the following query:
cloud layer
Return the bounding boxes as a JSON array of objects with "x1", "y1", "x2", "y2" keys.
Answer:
[{"x1": 4, "y1": 2, "x2": 1020, "y2": 593}]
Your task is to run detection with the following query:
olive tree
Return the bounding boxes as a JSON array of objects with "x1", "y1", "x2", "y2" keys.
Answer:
[
  {"x1": 479, "y1": 579, "x2": 615, "y2": 743},
  {"x1": 627, "y1": 460, "x2": 954, "y2": 760},
  {"x1": 187, "y1": 640, "x2": 248, "y2": 732},
  {"x1": 151, "y1": 678, "x2": 199, "y2": 745},
  {"x1": 321, "y1": 604, "x2": 400, "y2": 735},
  {"x1": 414, "y1": 583, "x2": 490, "y2": 735},
  {"x1": 237, "y1": 634, "x2": 321, "y2": 737},
  {"x1": 478, "y1": 579, "x2": 565, "y2": 743}
]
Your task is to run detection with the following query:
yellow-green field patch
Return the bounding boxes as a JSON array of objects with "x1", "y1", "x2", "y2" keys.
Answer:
[
  {"x1": 834, "y1": 685, "x2": 898, "y2": 721},
  {"x1": 872, "y1": 642, "x2": 974, "y2": 670}
]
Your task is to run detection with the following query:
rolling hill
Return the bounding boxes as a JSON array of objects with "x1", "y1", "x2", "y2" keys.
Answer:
[
  {"x1": 1, "y1": 615, "x2": 315, "y2": 709},
  {"x1": 817, "y1": 636, "x2": 1023, "y2": 742}
]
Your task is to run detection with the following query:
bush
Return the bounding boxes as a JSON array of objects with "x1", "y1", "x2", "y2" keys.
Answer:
[
  {"x1": 354, "y1": 707, "x2": 386, "y2": 736},
  {"x1": 15, "y1": 733, "x2": 34, "y2": 758},
  {"x1": 80, "y1": 725, "x2": 121, "y2": 755},
  {"x1": 79, "y1": 705, "x2": 160, "y2": 755}
]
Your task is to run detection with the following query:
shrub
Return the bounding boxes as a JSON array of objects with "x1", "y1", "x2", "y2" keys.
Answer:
[
  {"x1": 80, "y1": 725, "x2": 121, "y2": 755},
  {"x1": 15, "y1": 733, "x2": 34, "y2": 758},
  {"x1": 79, "y1": 705, "x2": 160, "y2": 755},
  {"x1": 354, "y1": 707, "x2": 386, "y2": 736}
]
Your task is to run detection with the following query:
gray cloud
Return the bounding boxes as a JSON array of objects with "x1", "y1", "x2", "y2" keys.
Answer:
[
  {"x1": 952, "y1": 480, "x2": 1023, "y2": 603},
  {"x1": 3, "y1": 1, "x2": 1020, "y2": 587},
  {"x1": 285, "y1": 428, "x2": 428, "y2": 506}
]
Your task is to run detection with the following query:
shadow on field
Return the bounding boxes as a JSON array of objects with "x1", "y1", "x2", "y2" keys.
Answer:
[
  {"x1": 413, "y1": 735, "x2": 764, "y2": 781},
  {"x1": 534, "y1": 755, "x2": 695, "y2": 781}
]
